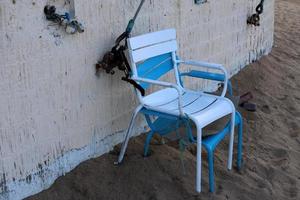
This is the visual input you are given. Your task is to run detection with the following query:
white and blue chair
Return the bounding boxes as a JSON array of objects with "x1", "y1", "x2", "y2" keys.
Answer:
[{"x1": 116, "y1": 29, "x2": 242, "y2": 193}]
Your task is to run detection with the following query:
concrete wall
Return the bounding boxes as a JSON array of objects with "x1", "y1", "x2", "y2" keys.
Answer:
[{"x1": 0, "y1": 0, "x2": 274, "y2": 199}]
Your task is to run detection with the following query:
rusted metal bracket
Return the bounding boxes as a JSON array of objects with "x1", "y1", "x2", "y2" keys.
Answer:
[
  {"x1": 44, "y1": 0, "x2": 84, "y2": 34},
  {"x1": 194, "y1": 0, "x2": 207, "y2": 5},
  {"x1": 247, "y1": 0, "x2": 265, "y2": 26}
]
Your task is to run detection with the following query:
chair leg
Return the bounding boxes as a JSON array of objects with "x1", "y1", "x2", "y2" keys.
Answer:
[
  {"x1": 207, "y1": 150, "x2": 215, "y2": 192},
  {"x1": 237, "y1": 114, "x2": 243, "y2": 170},
  {"x1": 227, "y1": 111, "x2": 235, "y2": 170},
  {"x1": 116, "y1": 105, "x2": 143, "y2": 164},
  {"x1": 196, "y1": 125, "x2": 202, "y2": 193},
  {"x1": 227, "y1": 80, "x2": 233, "y2": 96},
  {"x1": 144, "y1": 131, "x2": 155, "y2": 157}
]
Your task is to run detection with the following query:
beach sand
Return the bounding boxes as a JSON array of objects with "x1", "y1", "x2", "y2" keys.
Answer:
[{"x1": 26, "y1": 0, "x2": 300, "y2": 199}]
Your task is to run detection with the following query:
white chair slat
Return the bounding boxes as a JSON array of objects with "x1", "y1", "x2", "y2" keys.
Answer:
[
  {"x1": 128, "y1": 29, "x2": 176, "y2": 50},
  {"x1": 131, "y1": 40, "x2": 177, "y2": 63}
]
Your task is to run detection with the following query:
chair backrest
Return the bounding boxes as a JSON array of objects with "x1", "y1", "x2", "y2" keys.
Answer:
[{"x1": 127, "y1": 29, "x2": 179, "y2": 90}]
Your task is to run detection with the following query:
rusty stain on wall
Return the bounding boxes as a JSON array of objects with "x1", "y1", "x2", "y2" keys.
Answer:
[{"x1": 0, "y1": 0, "x2": 274, "y2": 199}]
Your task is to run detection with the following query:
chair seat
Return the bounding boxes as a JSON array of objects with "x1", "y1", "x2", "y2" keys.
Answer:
[{"x1": 143, "y1": 88, "x2": 234, "y2": 127}]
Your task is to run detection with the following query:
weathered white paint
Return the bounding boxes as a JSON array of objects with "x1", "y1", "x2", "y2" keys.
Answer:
[{"x1": 0, "y1": 0, "x2": 274, "y2": 199}]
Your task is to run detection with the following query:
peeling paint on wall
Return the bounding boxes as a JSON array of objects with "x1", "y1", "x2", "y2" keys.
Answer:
[
  {"x1": 0, "y1": 0, "x2": 274, "y2": 199},
  {"x1": 0, "y1": 126, "x2": 145, "y2": 200}
]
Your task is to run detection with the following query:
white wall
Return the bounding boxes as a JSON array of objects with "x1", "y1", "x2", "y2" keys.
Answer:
[{"x1": 0, "y1": 0, "x2": 274, "y2": 199}]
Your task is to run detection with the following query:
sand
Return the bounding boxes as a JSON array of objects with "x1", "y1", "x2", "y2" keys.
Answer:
[{"x1": 26, "y1": 0, "x2": 300, "y2": 199}]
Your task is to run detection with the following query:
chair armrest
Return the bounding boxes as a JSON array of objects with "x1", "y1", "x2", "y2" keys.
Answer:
[
  {"x1": 131, "y1": 77, "x2": 185, "y2": 116},
  {"x1": 180, "y1": 70, "x2": 225, "y2": 81},
  {"x1": 177, "y1": 60, "x2": 228, "y2": 97},
  {"x1": 180, "y1": 70, "x2": 233, "y2": 96}
]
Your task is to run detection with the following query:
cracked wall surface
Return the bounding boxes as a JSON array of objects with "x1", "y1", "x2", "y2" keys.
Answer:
[{"x1": 0, "y1": 0, "x2": 274, "y2": 199}]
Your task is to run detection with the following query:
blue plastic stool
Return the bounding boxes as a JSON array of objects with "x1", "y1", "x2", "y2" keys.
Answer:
[
  {"x1": 143, "y1": 111, "x2": 243, "y2": 192},
  {"x1": 143, "y1": 75, "x2": 243, "y2": 192},
  {"x1": 201, "y1": 111, "x2": 243, "y2": 192}
]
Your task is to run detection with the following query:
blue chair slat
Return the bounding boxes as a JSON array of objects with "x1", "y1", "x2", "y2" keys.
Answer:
[{"x1": 137, "y1": 53, "x2": 174, "y2": 89}]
